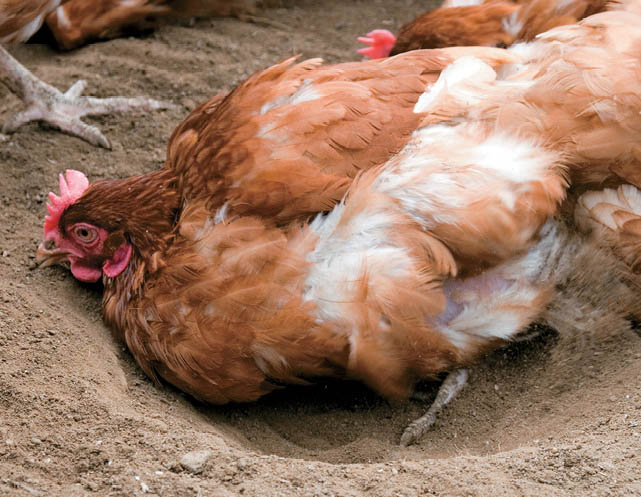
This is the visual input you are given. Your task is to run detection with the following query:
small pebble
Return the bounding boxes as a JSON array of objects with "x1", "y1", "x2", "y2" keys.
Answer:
[{"x1": 180, "y1": 449, "x2": 213, "y2": 474}]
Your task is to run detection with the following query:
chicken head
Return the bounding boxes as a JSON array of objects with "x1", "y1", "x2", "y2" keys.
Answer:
[{"x1": 37, "y1": 169, "x2": 133, "y2": 282}]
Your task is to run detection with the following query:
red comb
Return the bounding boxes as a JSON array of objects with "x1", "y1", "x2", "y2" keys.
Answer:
[
  {"x1": 44, "y1": 170, "x2": 90, "y2": 236},
  {"x1": 357, "y1": 29, "x2": 397, "y2": 59}
]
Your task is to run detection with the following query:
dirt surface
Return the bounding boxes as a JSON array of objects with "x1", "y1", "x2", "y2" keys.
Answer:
[{"x1": 1, "y1": 1, "x2": 641, "y2": 496}]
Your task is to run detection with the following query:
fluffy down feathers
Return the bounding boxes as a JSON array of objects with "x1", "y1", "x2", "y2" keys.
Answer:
[
  {"x1": 507, "y1": 9, "x2": 641, "y2": 186},
  {"x1": 416, "y1": 8, "x2": 641, "y2": 189}
]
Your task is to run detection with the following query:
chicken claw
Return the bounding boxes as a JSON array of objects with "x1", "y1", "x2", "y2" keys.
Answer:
[
  {"x1": 0, "y1": 46, "x2": 174, "y2": 149},
  {"x1": 401, "y1": 369, "x2": 469, "y2": 447}
]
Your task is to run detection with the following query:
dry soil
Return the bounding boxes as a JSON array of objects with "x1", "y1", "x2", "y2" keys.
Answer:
[{"x1": 1, "y1": 1, "x2": 640, "y2": 496}]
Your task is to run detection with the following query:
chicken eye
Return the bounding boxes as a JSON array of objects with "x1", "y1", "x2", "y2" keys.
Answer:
[{"x1": 74, "y1": 226, "x2": 97, "y2": 243}]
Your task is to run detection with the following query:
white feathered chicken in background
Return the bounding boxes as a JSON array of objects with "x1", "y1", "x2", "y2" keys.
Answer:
[{"x1": 0, "y1": 0, "x2": 171, "y2": 148}]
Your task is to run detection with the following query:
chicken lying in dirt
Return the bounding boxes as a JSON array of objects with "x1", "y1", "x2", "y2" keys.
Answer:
[
  {"x1": 37, "y1": 2, "x2": 641, "y2": 446},
  {"x1": 357, "y1": 0, "x2": 608, "y2": 58},
  {"x1": 45, "y1": 0, "x2": 265, "y2": 51},
  {"x1": 0, "y1": 0, "x2": 171, "y2": 147}
]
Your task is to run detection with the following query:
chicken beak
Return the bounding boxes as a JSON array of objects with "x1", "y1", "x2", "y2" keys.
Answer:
[{"x1": 36, "y1": 241, "x2": 69, "y2": 268}]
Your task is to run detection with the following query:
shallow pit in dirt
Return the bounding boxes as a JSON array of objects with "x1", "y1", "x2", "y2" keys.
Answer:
[
  {"x1": 202, "y1": 327, "x2": 640, "y2": 464},
  {"x1": 1, "y1": 1, "x2": 641, "y2": 496}
]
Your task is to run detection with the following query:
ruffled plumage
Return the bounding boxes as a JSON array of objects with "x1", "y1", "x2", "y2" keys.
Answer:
[{"x1": 37, "y1": 3, "x2": 641, "y2": 445}]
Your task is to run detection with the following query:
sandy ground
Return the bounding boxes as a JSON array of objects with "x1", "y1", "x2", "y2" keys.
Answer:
[{"x1": 1, "y1": 1, "x2": 641, "y2": 495}]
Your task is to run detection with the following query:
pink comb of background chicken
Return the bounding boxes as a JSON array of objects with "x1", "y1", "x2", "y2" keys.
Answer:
[
  {"x1": 44, "y1": 170, "x2": 90, "y2": 236},
  {"x1": 357, "y1": 29, "x2": 397, "y2": 59}
]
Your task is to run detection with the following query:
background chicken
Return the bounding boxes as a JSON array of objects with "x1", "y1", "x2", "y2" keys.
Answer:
[
  {"x1": 357, "y1": 0, "x2": 608, "y2": 58},
  {"x1": 358, "y1": 1, "x2": 518, "y2": 58},
  {"x1": 0, "y1": 0, "x2": 171, "y2": 147},
  {"x1": 35, "y1": 0, "x2": 641, "y2": 447},
  {"x1": 511, "y1": 0, "x2": 608, "y2": 41},
  {"x1": 45, "y1": 0, "x2": 267, "y2": 51}
]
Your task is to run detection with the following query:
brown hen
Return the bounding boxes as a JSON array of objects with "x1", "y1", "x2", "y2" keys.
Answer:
[
  {"x1": 45, "y1": 0, "x2": 263, "y2": 51},
  {"x1": 36, "y1": 5, "x2": 641, "y2": 447},
  {"x1": 357, "y1": 0, "x2": 609, "y2": 58}
]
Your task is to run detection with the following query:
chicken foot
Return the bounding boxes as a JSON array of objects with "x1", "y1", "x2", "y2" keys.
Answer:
[
  {"x1": 0, "y1": 45, "x2": 173, "y2": 148},
  {"x1": 400, "y1": 334, "x2": 536, "y2": 447},
  {"x1": 400, "y1": 369, "x2": 469, "y2": 447}
]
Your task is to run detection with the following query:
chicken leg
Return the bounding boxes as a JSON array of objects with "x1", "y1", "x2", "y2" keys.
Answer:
[
  {"x1": 0, "y1": 45, "x2": 173, "y2": 148},
  {"x1": 401, "y1": 369, "x2": 469, "y2": 447}
]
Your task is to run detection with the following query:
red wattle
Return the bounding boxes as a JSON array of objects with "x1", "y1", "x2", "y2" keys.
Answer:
[
  {"x1": 70, "y1": 260, "x2": 102, "y2": 283},
  {"x1": 103, "y1": 243, "x2": 133, "y2": 278}
]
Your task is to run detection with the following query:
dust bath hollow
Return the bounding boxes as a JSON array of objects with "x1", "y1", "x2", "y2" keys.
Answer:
[{"x1": 186, "y1": 330, "x2": 615, "y2": 465}]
